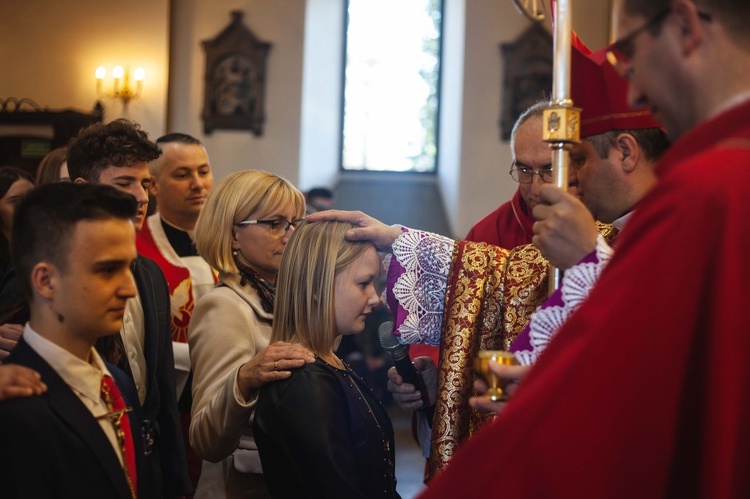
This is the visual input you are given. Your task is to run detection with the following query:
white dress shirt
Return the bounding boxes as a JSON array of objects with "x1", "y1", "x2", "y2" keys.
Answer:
[{"x1": 120, "y1": 291, "x2": 147, "y2": 405}]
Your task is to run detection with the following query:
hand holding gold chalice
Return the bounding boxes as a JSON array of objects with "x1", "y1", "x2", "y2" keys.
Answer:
[{"x1": 473, "y1": 350, "x2": 518, "y2": 402}]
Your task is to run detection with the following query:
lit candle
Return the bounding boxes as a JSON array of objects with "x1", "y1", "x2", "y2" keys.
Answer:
[
  {"x1": 113, "y1": 66, "x2": 124, "y2": 93},
  {"x1": 95, "y1": 66, "x2": 106, "y2": 92}
]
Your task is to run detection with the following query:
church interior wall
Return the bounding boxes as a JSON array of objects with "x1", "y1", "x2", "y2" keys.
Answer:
[{"x1": 1, "y1": 0, "x2": 610, "y2": 238}]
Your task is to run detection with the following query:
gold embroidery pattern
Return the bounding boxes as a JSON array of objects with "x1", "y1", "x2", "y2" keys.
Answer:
[
  {"x1": 428, "y1": 225, "x2": 616, "y2": 478},
  {"x1": 596, "y1": 221, "x2": 617, "y2": 244},
  {"x1": 428, "y1": 241, "x2": 508, "y2": 477},
  {"x1": 502, "y1": 244, "x2": 550, "y2": 349}
]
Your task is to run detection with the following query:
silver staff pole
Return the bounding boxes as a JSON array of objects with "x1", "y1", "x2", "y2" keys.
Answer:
[{"x1": 513, "y1": 0, "x2": 581, "y2": 293}]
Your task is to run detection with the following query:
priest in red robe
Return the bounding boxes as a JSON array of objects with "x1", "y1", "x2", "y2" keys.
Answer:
[{"x1": 464, "y1": 188, "x2": 534, "y2": 248}]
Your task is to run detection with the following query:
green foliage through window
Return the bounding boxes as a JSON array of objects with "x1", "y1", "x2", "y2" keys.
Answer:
[{"x1": 342, "y1": 0, "x2": 443, "y2": 172}]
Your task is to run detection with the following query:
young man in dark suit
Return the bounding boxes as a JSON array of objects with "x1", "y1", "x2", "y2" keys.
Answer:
[
  {"x1": 0, "y1": 182, "x2": 147, "y2": 498},
  {"x1": 67, "y1": 119, "x2": 191, "y2": 497}
]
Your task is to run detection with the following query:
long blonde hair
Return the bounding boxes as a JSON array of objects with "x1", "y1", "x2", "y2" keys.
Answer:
[
  {"x1": 194, "y1": 170, "x2": 305, "y2": 274},
  {"x1": 272, "y1": 221, "x2": 374, "y2": 354}
]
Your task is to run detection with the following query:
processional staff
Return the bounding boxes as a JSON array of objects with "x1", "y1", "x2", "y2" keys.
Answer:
[{"x1": 513, "y1": 0, "x2": 581, "y2": 293}]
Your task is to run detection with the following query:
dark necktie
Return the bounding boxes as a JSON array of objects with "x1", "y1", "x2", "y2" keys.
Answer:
[{"x1": 100, "y1": 375, "x2": 138, "y2": 499}]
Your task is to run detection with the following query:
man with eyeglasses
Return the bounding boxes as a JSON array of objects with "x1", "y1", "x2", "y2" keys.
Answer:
[
  {"x1": 136, "y1": 132, "x2": 216, "y2": 491},
  {"x1": 414, "y1": 0, "x2": 750, "y2": 497},
  {"x1": 464, "y1": 101, "x2": 579, "y2": 249}
]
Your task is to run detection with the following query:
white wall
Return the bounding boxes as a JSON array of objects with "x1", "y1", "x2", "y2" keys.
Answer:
[
  {"x1": 298, "y1": 0, "x2": 344, "y2": 192},
  {"x1": 436, "y1": 0, "x2": 466, "y2": 237},
  {"x1": 0, "y1": 0, "x2": 169, "y2": 139},
  {"x1": 169, "y1": 0, "x2": 307, "y2": 185}
]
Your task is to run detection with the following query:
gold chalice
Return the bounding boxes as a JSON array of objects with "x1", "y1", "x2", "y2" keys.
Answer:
[{"x1": 473, "y1": 350, "x2": 518, "y2": 402}]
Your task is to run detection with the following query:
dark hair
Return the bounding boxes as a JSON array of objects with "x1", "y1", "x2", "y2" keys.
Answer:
[
  {"x1": 67, "y1": 119, "x2": 161, "y2": 182},
  {"x1": 11, "y1": 182, "x2": 137, "y2": 299},
  {"x1": 35, "y1": 147, "x2": 69, "y2": 185},
  {"x1": 306, "y1": 187, "x2": 334, "y2": 200},
  {"x1": 0, "y1": 167, "x2": 34, "y2": 199},
  {"x1": 0, "y1": 167, "x2": 35, "y2": 264},
  {"x1": 156, "y1": 132, "x2": 203, "y2": 146},
  {"x1": 586, "y1": 128, "x2": 670, "y2": 162}
]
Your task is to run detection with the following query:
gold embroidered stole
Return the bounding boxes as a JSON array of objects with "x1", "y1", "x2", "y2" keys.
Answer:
[
  {"x1": 428, "y1": 242, "x2": 548, "y2": 478},
  {"x1": 427, "y1": 223, "x2": 614, "y2": 478}
]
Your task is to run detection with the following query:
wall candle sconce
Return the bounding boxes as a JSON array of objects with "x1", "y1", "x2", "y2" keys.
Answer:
[{"x1": 96, "y1": 65, "x2": 144, "y2": 104}]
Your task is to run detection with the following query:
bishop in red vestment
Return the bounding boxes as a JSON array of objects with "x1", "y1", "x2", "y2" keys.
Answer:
[{"x1": 464, "y1": 188, "x2": 535, "y2": 248}]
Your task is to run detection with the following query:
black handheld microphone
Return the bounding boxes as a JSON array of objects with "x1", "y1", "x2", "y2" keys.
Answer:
[{"x1": 378, "y1": 321, "x2": 433, "y2": 414}]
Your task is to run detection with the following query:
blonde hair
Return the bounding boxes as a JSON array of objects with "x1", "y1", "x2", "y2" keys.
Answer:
[
  {"x1": 194, "y1": 170, "x2": 305, "y2": 274},
  {"x1": 35, "y1": 146, "x2": 68, "y2": 185},
  {"x1": 272, "y1": 221, "x2": 374, "y2": 354}
]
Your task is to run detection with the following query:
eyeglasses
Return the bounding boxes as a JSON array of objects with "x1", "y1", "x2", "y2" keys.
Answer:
[
  {"x1": 509, "y1": 163, "x2": 554, "y2": 184},
  {"x1": 606, "y1": 8, "x2": 712, "y2": 79},
  {"x1": 235, "y1": 217, "x2": 305, "y2": 236}
]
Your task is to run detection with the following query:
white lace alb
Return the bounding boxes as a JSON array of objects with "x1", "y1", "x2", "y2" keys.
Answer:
[
  {"x1": 388, "y1": 228, "x2": 455, "y2": 346},
  {"x1": 515, "y1": 235, "x2": 614, "y2": 365}
]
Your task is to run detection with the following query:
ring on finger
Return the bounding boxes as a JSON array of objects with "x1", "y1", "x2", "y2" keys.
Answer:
[{"x1": 273, "y1": 361, "x2": 279, "y2": 371}]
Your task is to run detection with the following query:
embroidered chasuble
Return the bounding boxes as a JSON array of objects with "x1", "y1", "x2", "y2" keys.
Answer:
[
  {"x1": 386, "y1": 222, "x2": 615, "y2": 477},
  {"x1": 428, "y1": 241, "x2": 547, "y2": 476},
  {"x1": 385, "y1": 230, "x2": 548, "y2": 476}
]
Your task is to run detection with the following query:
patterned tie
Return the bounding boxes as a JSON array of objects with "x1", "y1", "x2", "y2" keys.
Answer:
[{"x1": 100, "y1": 375, "x2": 138, "y2": 499}]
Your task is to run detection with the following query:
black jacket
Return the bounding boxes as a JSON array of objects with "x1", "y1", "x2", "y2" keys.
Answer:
[
  {"x1": 123, "y1": 255, "x2": 191, "y2": 496},
  {"x1": 254, "y1": 358, "x2": 400, "y2": 499},
  {"x1": 0, "y1": 338, "x2": 150, "y2": 498}
]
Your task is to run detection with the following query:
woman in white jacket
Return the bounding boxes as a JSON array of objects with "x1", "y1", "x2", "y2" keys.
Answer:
[{"x1": 189, "y1": 170, "x2": 315, "y2": 498}]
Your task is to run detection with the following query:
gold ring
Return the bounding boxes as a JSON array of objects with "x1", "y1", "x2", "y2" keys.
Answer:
[{"x1": 273, "y1": 361, "x2": 279, "y2": 371}]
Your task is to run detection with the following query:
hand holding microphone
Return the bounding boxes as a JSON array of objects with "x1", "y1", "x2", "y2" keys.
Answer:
[{"x1": 379, "y1": 322, "x2": 436, "y2": 416}]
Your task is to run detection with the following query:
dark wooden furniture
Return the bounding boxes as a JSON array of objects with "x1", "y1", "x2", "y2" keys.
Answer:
[{"x1": 0, "y1": 98, "x2": 103, "y2": 177}]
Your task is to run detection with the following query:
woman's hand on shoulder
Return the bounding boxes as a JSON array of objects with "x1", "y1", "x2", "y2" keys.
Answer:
[{"x1": 237, "y1": 341, "x2": 316, "y2": 400}]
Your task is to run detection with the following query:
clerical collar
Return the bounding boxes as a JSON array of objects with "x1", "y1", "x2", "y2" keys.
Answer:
[
  {"x1": 160, "y1": 217, "x2": 198, "y2": 257},
  {"x1": 709, "y1": 91, "x2": 750, "y2": 123},
  {"x1": 612, "y1": 211, "x2": 634, "y2": 233}
]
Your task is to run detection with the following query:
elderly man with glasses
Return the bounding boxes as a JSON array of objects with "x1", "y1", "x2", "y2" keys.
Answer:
[{"x1": 464, "y1": 101, "x2": 581, "y2": 249}]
